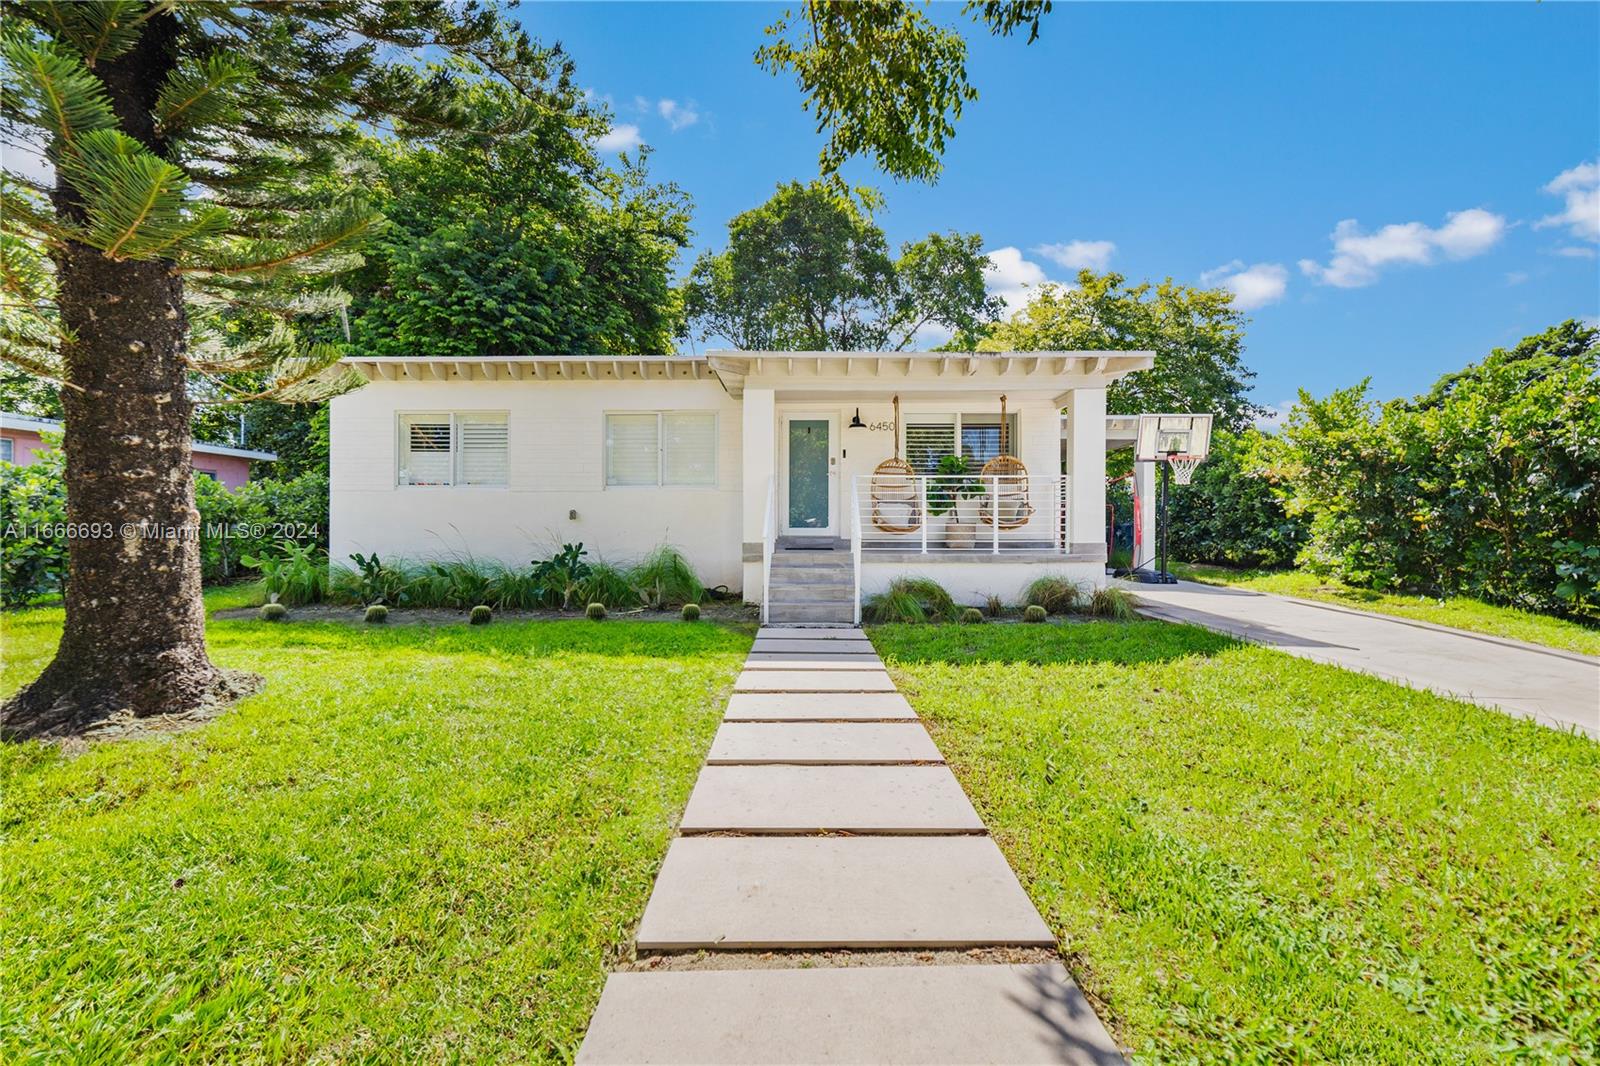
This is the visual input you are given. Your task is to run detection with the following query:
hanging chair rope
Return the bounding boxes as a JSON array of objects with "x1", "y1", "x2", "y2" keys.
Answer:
[
  {"x1": 872, "y1": 394, "x2": 921, "y2": 534},
  {"x1": 979, "y1": 393, "x2": 1034, "y2": 530}
]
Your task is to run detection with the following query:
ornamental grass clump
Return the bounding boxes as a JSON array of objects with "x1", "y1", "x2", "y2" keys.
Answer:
[
  {"x1": 863, "y1": 576, "x2": 958, "y2": 624},
  {"x1": 469, "y1": 605, "x2": 492, "y2": 625},
  {"x1": 960, "y1": 607, "x2": 984, "y2": 624},
  {"x1": 1023, "y1": 604, "x2": 1048, "y2": 623},
  {"x1": 364, "y1": 605, "x2": 388, "y2": 624},
  {"x1": 1022, "y1": 575, "x2": 1083, "y2": 615},
  {"x1": 259, "y1": 603, "x2": 288, "y2": 622},
  {"x1": 631, "y1": 545, "x2": 705, "y2": 608},
  {"x1": 1090, "y1": 586, "x2": 1138, "y2": 620},
  {"x1": 681, "y1": 602, "x2": 701, "y2": 622},
  {"x1": 585, "y1": 602, "x2": 607, "y2": 621}
]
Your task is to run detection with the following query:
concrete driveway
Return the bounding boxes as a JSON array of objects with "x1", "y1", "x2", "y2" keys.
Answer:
[{"x1": 1130, "y1": 581, "x2": 1599, "y2": 738}]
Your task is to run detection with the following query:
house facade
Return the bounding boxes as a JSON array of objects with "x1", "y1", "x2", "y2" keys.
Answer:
[
  {"x1": 329, "y1": 351, "x2": 1154, "y2": 621},
  {"x1": 0, "y1": 412, "x2": 276, "y2": 489}
]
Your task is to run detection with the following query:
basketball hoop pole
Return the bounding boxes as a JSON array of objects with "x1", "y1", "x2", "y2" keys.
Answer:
[{"x1": 1127, "y1": 454, "x2": 1179, "y2": 584}]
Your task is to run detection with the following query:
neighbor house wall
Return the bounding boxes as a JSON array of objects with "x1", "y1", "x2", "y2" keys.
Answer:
[
  {"x1": 192, "y1": 452, "x2": 253, "y2": 489},
  {"x1": 0, "y1": 427, "x2": 47, "y2": 466},
  {"x1": 329, "y1": 376, "x2": 745, "y2": 591}
]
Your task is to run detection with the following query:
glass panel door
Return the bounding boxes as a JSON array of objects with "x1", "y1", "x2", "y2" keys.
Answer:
[{"x1": 786, "y1": 418, "x2": 832, "y2": 532}]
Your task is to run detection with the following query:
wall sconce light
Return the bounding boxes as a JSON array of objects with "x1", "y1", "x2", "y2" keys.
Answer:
[{"x1": 848, "y1": 407, "x2": 866, "y2": 429}]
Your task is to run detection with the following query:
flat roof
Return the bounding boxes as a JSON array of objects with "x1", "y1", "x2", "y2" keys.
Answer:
[{"x1": 0, "y1": 412, "x2": 277, "y2": 461}]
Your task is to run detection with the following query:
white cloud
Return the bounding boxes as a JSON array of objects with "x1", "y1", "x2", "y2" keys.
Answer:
[
  {"x1": 1254, "y1": 399, "x2": 1296, "y2": 432},
  {"x1": 1504, "y1": 270, "x2": 1529, "y2": 286},
  {"x1": 1200, "y1": 260, "x2": 1289, "y2": 310},
  {"x1": 983, "y1": 247, "x2": 1061, "y2": 315},
  {"x1": 1536, "y1": 160, "x2": 1600, "y2": 242},
  {"x1": 596, "y1": 124, "x2": 643, "y2": 153},
  {"x1": 1298, "y1": 208, "x2": 1507, "y2": 287},
  {"x1": 657, "y1": 99, "x2": 701, "y2": 131},
  {"x1": 1555, "y1": 245, "x2": 1598, "y2": 259},
  {"x1": 1032, "y1": 239, "x2": 1115, "y2": 272}
]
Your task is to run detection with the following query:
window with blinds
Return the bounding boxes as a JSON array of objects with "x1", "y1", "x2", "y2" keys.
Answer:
[
  {"x1": 397, "y1": 413, "x2": 507, "y2": 486},
  {"x1": 903, "y1": 413, "x2": 1019, "y2": 471},
  {"x1": 606, "y1": 412, "x2": 718, "y2": 487}
]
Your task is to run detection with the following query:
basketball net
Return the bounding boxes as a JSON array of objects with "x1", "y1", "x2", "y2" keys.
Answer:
[{"x1": 1168, "y1": 455, "x2": 1201, "y2": 485}]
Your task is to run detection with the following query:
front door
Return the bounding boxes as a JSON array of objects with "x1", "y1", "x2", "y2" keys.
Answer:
[{"x1": 782, "y1": 415, "x2": 837, "y2": 536}]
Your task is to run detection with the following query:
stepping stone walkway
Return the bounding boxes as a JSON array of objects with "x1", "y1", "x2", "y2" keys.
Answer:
[{"x1": 577, "y1": 627, "x2": 1124, "y2": 1065}]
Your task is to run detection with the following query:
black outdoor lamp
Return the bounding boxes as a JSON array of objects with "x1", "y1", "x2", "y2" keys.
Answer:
[{"x1": 848, "y1": 407, "x2": 866, "y2": 429}]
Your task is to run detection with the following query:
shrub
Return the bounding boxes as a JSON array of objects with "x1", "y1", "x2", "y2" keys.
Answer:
[
  {"x1": 1166, "y1": 428, "x2": 1304, "y2": 569},
  {"x1": 1089, "y1": 586, "x2": 1137, "y2": 620},
  {"x1": 960, "y1": 607, "x2": 984, "y2": 624},
  {"x1": 863, "y1": 576, "x2": 958, "y2": 624},
  {"x1": 420, "y1": 558, "x2": 495, "y2": 609},
  {"x1": 259, "y1": 603, "x2": 288, "y2": 621},
  {"x1": 984, "y1": 593, "x2": 1005, "y2": 617},
  {"x1": 364, "y1": 604, "x2": 388, "y2": 624},
  {"x1": 532, "y1": 543, "x2": 592, "y2": 609},
  {"x1": 331, "y1": 552, "x2": 414, "y2": 607},
  {"x1": 0, "y1": 443, "x2": 67, "y2": 607},
  {"x1": 1023, "y1": 604, "x2": 1047, "y2": 623},
  {"x1": 631, "y1": 544, "x2": 704, "y2": 607},
  {"x1": 578, "y1": 561, "x2": 643, "y2": 609},
  {"x1": 241, "y1": 540, "x2": 327, "y2": 606},
  {"x1": 488, "y1": 564, "x2": 545, "y2": 610},
  {"x1": 196, "y1": 470, "x2": 329, "y2": 583},
  {"x1": 469, "y1": 604, "x2": 492, "y2": 625},
  {"x1": 1022, "y1": 575, "x2": 1082, "y2": 615},
  {"x1": 585, "y1": 601, "x2": 606, "y2": 621},
  {"x1": 681, "y1": 602, "x2": 701, "y2": 622}
]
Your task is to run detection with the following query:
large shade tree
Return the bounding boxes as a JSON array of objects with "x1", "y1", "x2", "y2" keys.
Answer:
[
  {"x1": 0, "y1": 1, "x2": 566, "y2": 738},
  {"x1": 685, "y1": 181, "x2": 1002, "y2": 351},
  {"x1": 979, "y1": 271, "x2": 1262, "y2": 430}
]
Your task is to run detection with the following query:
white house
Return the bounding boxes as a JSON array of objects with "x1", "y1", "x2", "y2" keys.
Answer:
[{"x1": 329, "y1": 351, "x2": 1154, "y2": 622}]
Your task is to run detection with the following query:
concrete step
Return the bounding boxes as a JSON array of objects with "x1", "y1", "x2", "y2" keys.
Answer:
[
  {"x1": 768, "y1": 584, "x2": 854, "y2": 604},
  {"x1": 768, "y1": 566, "x2": 853, "y2": 584},
  {"x1": 576, "y1": 965, "x2": 1124, "y2": 1066},
  {"x1": 769, "y1": 603, "x2": 855, "y2": 624}
]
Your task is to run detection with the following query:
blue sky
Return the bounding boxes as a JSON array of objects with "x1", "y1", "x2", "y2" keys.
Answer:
[{"x1": 523, "y1": 2, "x2": 1599, "y2": 419}]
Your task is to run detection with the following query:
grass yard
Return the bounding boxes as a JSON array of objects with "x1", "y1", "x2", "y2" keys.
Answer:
[
  {"x1": 872, "y1": 622, "x2": 1600, "y2": 1064},
  {"x1": 1, "y1": 594, "x2": 751, "y2": 1063},
  {"x1": 1172, "y1": 562, "x2": 1600, "y2": 657}
]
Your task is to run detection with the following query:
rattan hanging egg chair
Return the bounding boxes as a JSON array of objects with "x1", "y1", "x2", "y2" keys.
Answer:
[
  {"x1": 871, "y1": 395, "x2": 921, "y2": 534},
  {"x1": 979, "y1": 394, "x2": 1034, "y2": 530}
]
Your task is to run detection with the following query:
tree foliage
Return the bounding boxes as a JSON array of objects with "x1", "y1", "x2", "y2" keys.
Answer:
[
  {"x1": 980, "y1": 271, "x2": 1262, "y2": 430},
  {"x1": 685, "y1": 181, "x2": 1001, "y2": 351},
  {"x1": 758, "y1": 1, "x2": 1052, "y2": 182},
  {"x1": 1253, "y1": 320, "x2": 1600, "y2": 617},
  {"x1": 1167, "y1": 429, "x2": 1305, "y2": 568}
]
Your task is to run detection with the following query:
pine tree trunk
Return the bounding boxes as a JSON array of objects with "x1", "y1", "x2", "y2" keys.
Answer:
[{"x1": 1, "y1": 12, "x2": 246, "y2": 740}]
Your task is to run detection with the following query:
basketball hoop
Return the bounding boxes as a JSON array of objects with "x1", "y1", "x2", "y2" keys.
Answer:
[{"x1": 1168, "y1": 455, "x2": 1201, "y2": 485}]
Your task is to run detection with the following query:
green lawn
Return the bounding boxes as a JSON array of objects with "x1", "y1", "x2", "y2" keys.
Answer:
[
  {"x1": 1172, "y1": 562, "x2": 1600, "y2": 657},
  {"x1": 871, "y1": 622, "x2": 1599, "y2": 1064},
  {"x1": 1, "y1": 595, "x2": 751, "y2": 1063}
]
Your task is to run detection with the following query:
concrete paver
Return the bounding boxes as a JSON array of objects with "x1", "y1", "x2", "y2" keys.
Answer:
[
  {"x1": 725, "y1": 691, "x2": 917, "y2": 720},
  {"x1": 735, "y1": 670, "x2": 897, "y2": 692},
  {"x1": 742, "y1": 656, "x2": 885, "y2": 670},
  {"x1": 756, "y1": 627, "x2": 867, "y2": 639},
  {"x1": 635, "y1": 836, "x2": 1055, "y2": 950},
  {"x1": 752, "y1": 638, "x2": 876, "y2": 654},
  {"x1": 1133, "y1": 580, "x2": 1599, "y2": 736},
  {"x1": 576, "y1": 964, "x2": 1123, "y2": 1065},
  {"x1": 680, "y1": 765, "x2": 983, "y2": 833},
  {"x1": 707, "y1": 721, "x2": 943, "y2": 764}
]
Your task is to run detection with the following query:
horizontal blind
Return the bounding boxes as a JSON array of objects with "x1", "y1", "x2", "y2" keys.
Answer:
[
  {"x1": 457, "y1": 415, "x2": 508, "y2": 486},
  {"x1": 401, "y1": 415, "x2": 453, "y2": 485},
  {"x1": 662, "y1": 412, "x2": 716, "y2": 486},
  {"x1": 960, "y1": 414, "x2": 1017, "y2": 464},
  {"x1": 904, "y1": 418, "x2": 955, "y2": 474},
  {"x1": 606, "y1": 413, "x2": 660, "y2": 486}
]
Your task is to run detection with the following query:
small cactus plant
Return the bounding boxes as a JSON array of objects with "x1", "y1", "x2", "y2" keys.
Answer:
[
  {"x1": 585, "y1": 601, "x2": 607, "y2": 621},
  {"x1": 469, "y1": 604, "x2": 492, "y2": 625},
  {"x1": 1023, "y1": 604, "x2": 1047, "y2": 623},
  {"x1": 259, "y1": 603, "x2": 287, "y2": 622},
  {"x1": 681, "y1": 602, "x2": 701, "y2": 622},
  {"x1": 960, "y1": 607, "x2": 984, "y2": 624},
  {"x1": 365, "y1": 604, "x2": 388, "y2": 624}
]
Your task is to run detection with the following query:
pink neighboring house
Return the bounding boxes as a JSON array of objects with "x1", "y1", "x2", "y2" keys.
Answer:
[{"x1": 0, "y1": 411, "x2": 276, "y2": 489}]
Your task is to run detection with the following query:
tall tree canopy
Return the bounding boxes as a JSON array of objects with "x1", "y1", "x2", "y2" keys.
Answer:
[
  {"x1": 979, "y1": 271, "x2": 1262, "y2": 431},
  {"x1": 758, "y1": 0, "x2": 1053, "y2": 181},
  {"x1": 685, "y1": 181, "x2": 1001, "y2": 351},
  {"x1": 349, "y1": 81, "x2": 692, "y2": 358},
  {"x1": 0, "y1": 1, "x2": 563, "y2": 738}
]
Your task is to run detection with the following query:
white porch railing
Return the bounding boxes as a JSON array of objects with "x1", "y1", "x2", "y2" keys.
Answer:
[
  {"x1": 760, "y1": 474, "x2": 775, "y2": 624},
  {"x1": 849, "y1": 477, "x2": 863, "y2": 623},
  {"x1": 851, "y1": 474, "x2": 1072, "y2": 555}
]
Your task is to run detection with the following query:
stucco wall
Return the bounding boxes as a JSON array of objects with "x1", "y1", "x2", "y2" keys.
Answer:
[
  {"x1": 329, "y1": 377, "x2": 746, "y2": 591},
  {"x1": 861, "y1": 559, "x2": 1106, "y2": 607},
  {"x1": 192, "y1": 452, "x2": 253, "y2": 489},
  {"x1": 0, "y1": 428, "x2": 49, "y2": 467}
]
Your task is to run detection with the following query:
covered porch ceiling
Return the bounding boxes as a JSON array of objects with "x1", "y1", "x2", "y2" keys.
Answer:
[{"x1": 706, "y1": 350, "x2": 1153, "y2": 399}]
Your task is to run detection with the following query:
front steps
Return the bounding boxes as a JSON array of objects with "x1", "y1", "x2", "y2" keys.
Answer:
[{"x1": 766, "y1": 547, "x2": 855, "y2": 625}]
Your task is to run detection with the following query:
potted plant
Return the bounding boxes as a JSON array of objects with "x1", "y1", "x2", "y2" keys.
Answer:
[{"x1": 931, "y1": 455, "x2": 983, "y2": 549}]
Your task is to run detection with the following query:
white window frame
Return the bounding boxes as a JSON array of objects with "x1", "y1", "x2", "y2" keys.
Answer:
[
  {"x1": 603, "y1": 410, "x2": 719, "y2": 489},
  {"x1": 395, "y1": 411, "x2": 509, "y2": 488},
  {"x1": 0, "y1": 438, "x2": 13, "y2": 462},
  {"x1": 902, "y1": 412, "x2": 1019, "y2": 472}
]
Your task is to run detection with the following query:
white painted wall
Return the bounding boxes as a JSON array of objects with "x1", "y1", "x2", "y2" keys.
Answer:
[
  {"x1": 860, "y1": 560, "x2": 1105, "y2": 607},
  {"x1": 330, "y1": 377, "x2": 746, "y2": 591}
]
